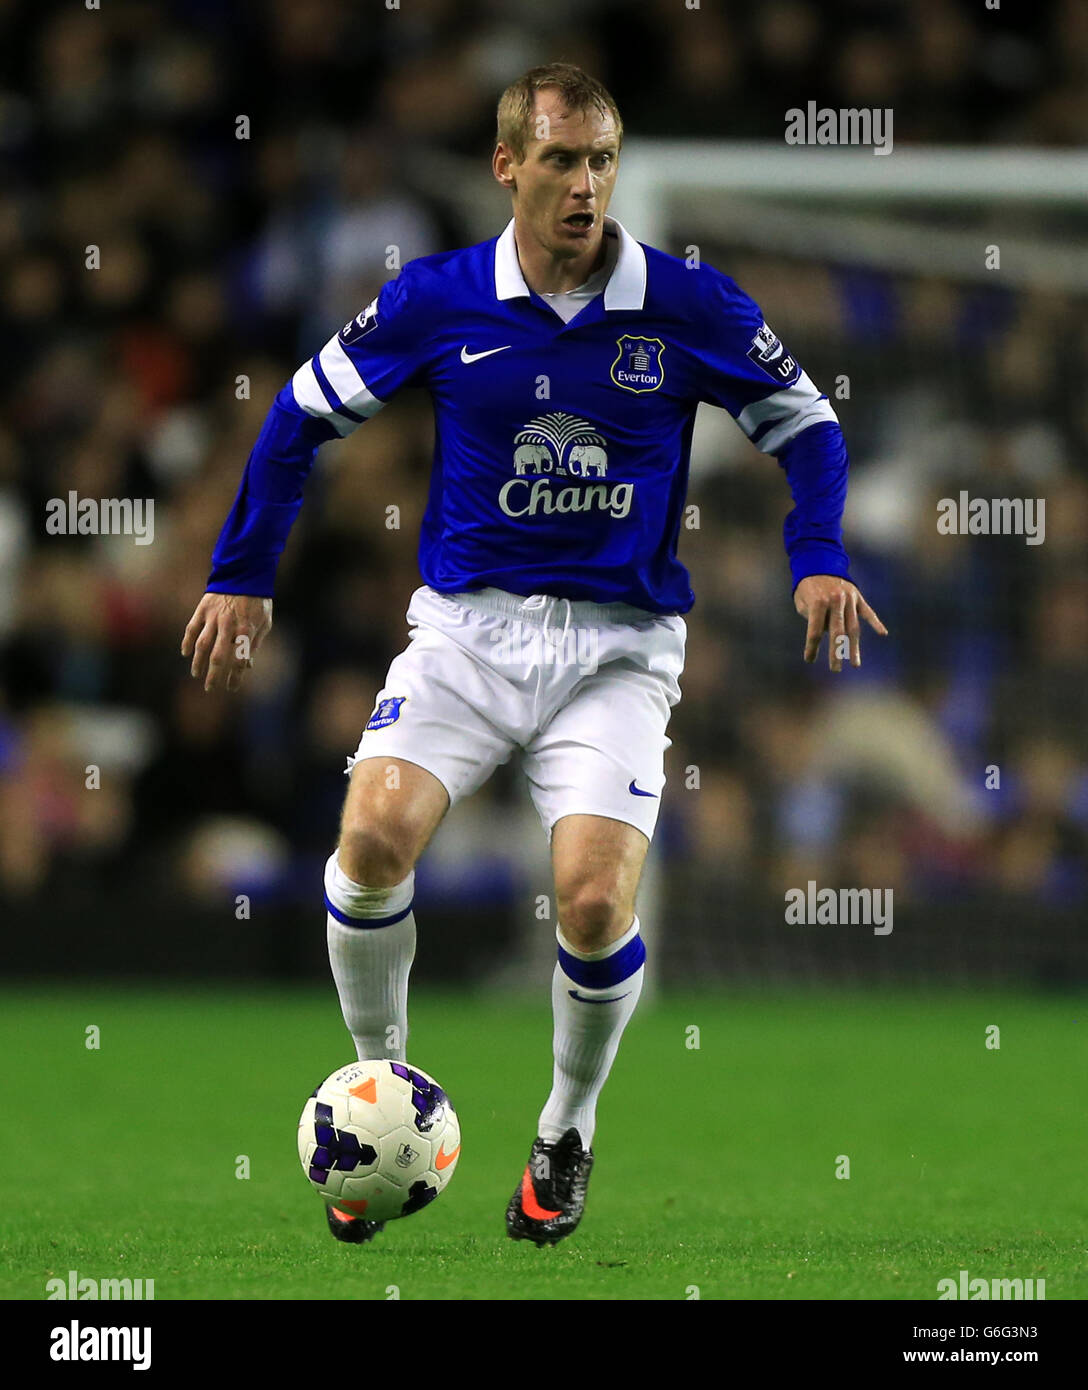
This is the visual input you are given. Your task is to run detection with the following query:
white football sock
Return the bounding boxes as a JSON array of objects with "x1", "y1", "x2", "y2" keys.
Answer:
[
  {"x1": 324, "y1": 851, "x2": 415, "y2": 1063},
  {"x1": 537, "y1": 916, "x2": 645, "y2": 1150}
]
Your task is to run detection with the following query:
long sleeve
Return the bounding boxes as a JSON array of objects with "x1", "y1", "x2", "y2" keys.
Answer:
[
  {"x1": 775, "y1": 420, "x2": 852, "y2": 592},
  {"x1": 206, "y1": 386, "x2": 338, "y2": 596},
  {"x1": 205, "y1": 266, "x2": 429, "y2": 597},
  {"x1": 693, "y1": 267, "x2": 852, "y2": 592}
]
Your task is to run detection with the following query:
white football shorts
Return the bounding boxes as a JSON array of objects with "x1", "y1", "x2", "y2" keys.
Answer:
[{"x1": 347, "y1": 585, "x2": 686, "y2": 841}]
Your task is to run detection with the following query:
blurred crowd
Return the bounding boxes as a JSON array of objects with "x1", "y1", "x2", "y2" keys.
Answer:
[{"x1": 0, "y1": 0, "x2": 1084, "y2": 976}]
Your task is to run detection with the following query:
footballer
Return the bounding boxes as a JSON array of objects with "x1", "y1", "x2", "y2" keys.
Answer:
[{"x1": 182, "y1": 64, "x2": 886, "y2": 1247}]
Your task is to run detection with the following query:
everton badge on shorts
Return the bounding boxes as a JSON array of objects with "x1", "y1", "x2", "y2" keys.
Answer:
[
  {"x1": 366, "y1": 696, "x2": 406, "y2": 730},
  {"x1": 610, "y1": 336, "x2": 665, "y2": 394}
]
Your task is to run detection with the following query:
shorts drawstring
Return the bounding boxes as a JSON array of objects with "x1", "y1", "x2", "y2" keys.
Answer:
[
  {"x1": 551, "y1": 597, "x2": 573, "y2": 649},
  {"x1": 521, "y1": 593, "x2": 573, "y2": 649}
]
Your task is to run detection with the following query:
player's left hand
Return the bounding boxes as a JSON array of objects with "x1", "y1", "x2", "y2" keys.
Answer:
[{"x1": 794, "y1": 575, "x2": 887, "y2": 672}]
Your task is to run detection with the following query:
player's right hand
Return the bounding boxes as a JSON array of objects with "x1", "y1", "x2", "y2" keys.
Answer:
[{"x1": 181, "y1": 592, "x2": 273, "y2": 693}]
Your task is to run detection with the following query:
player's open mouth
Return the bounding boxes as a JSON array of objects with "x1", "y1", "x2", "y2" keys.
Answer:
[{"x1": 562, "y1": 213, "x2": 594, "y2": 231}]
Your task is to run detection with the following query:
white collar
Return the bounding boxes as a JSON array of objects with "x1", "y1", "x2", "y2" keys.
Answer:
[{"x1": 493, "y1": 215, "x2": 647, "y2": 310}]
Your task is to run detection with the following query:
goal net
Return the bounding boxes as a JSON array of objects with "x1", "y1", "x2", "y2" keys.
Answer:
[{"x1": 602, "y1": 140, "x2": 1088, "y2": 988}]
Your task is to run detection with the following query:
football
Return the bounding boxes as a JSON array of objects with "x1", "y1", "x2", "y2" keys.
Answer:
[{"x1": 297, "y1": 1060, "x2": 461, "y2": 1221}]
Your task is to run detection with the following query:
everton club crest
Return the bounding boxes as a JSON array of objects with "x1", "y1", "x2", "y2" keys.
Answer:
[
  {"x1": 366, "y1": 696, "x2": 406, "y2": 730},
  {"x1": 610, "y1": 336, "x2": 666, "y2": 394}
]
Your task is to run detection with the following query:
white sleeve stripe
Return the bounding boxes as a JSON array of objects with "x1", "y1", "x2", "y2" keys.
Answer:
[
  {"x1": 291, "y1": 360, "x2": 330, "y2": 418},
  {"x1": 327, "y1": 412, "x2": 357, "y2": 437},
  {"x1": 290, "y1": 352, "x2": 383, "y2": 437},
  {"x1": 735, "y1": 371, "x2": 839, "y2": 453},
  {"x1": 757, "y1": 398, "x2": 839, "y2": 454},
  {"x1": 736, "y1": 370, "x2": 826, "y2": 435},
  {"x1": 318, "y1": 337, "x2": 385, "y2": 418}
]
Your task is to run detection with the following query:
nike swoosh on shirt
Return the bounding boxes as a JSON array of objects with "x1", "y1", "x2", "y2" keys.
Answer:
[
  {"x1": 460, "y1": 345, "x2": 511, "y2": 363},
  {"x1": 629, "y1": 780, "x2": 658, "y2": 797}
]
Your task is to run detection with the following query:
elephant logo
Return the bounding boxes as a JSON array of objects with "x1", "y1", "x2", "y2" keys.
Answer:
[
  {"x1": 511, "y1": 412, "x2": 608, "y2": 478},
  {"x1": 567, "y1": 444, "x2": 608, "y2": 478},
  {"x1": 514, "y1": 443, "x2": 553, "y2": 475}
]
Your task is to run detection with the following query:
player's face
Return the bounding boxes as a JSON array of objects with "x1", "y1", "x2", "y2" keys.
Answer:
[{"x1": 496, "y1": 92, "x2": 620, "y2": 258}]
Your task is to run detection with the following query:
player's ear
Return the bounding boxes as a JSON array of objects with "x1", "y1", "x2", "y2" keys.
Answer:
[{"x1": 492, "y1": 144, "x2": 517, "y2": 189}]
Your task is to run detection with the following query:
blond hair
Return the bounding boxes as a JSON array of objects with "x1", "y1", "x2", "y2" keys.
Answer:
[{"x1": 496, "y1": 63, "x2": 623, "y2": 162}]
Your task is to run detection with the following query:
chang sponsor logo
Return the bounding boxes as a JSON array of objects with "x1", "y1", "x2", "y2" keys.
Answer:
[
  {"x1": 500, "y1": 411, "x2": 632, "y2": 519},
  {"x1": 499, "y1": 477, "x2": 632, "y2": 518}
]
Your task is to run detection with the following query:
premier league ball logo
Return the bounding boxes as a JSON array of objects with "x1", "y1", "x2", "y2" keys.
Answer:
[
  {"x1": 340, "y1": 297, "x2": 380, "y2": 345},
  {"x1": 746, "y1": 321, "x2": 801, "y2": 386}
]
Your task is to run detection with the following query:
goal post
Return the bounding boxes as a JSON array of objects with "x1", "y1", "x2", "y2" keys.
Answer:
[{"x1": 610, "y1": 141, "x2": 1088, "y2": 292}]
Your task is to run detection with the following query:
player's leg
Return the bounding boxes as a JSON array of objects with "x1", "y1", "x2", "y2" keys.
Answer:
[
  {"x1": 325, "y1": 755, "x2": 449, "y2": 1067},
  {"x1": 539, "y1": 811, "x2": 649, "y2": 1141},
  {"x1": 506, "y1": 814, "x2": 650, "y2": 1246},
  {"x1": 324, "y1": 586, "x2": 526, "y2": 1242},
  {"x1": 508, "y1": 612, "x2": 684, "y2": 1244},
  {"x1": 505, "y1": 814, "x2": 649, "y2": 1245},
  {"x1": 550, "y1": 810, "x2": 648, "y2": 950},
  {"x1": 323, "y1": 744, "x2": 495, "y2": 1246},
  {"x1": 325, "y1": 586, "x2": 526, "y2": 1076},
  {"x1": 323, "y1": 588, "x2": 524, "y2": 1243}
]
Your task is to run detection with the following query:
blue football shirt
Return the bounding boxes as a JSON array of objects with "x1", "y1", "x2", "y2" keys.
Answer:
[{"x1": 208, "y1": 217, "x2": 850, "y2": 613}]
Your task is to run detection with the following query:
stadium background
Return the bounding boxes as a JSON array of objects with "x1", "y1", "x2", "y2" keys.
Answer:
[
  {"x1": 1, "y1": 0, "x2": 1085, "y2": 993},
  {"x1": 3, "y1": 0, "x2": 1088, "y2": 1311}
]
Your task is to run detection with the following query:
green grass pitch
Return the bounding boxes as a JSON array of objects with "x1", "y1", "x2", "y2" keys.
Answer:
[{"x1": 1, "y1": 986, "x2": 1084, "y2": 1300}]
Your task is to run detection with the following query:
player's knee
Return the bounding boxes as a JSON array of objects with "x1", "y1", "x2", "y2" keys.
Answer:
[
  {"x1": 337, "y1": 824, "x2": 416, "y2": 888},
  {"x1": 557, "y1": 883, "x2": 631, "y2": 951}
]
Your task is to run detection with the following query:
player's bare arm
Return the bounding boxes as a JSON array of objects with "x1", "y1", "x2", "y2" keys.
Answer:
[
  {"x1": 794, "y1": 573, "x2": 887, "y2": 673},
  {"x1": 181, "y1": 591, "x2": 273, "y2": 693}
]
